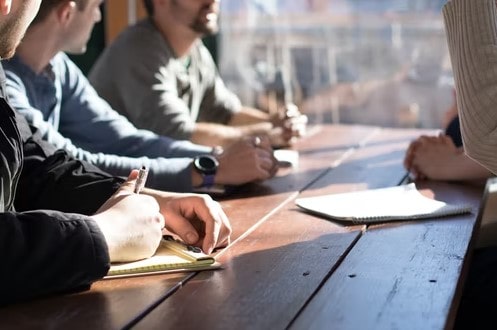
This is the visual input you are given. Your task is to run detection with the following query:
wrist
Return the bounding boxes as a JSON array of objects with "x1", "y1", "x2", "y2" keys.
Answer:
[{"x1": 192, "y1": 155, "x2": 219, "y2": 188}]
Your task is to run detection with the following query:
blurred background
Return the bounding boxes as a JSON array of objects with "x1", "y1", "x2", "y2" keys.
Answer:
[
  {"x1": 218, "y1": 0, "x2": 452, "y2": 129},
  {"x1": 78, "y1": 0, "x2": 452, "y2": 129}
]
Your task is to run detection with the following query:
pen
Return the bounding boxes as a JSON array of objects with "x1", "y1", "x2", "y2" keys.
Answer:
[{"x1": 134, "y1": 166, "x2": 148, "y2": 194}]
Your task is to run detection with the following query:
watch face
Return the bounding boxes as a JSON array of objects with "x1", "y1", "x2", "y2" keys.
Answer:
[{"x1": 194, "y1": 155, "x2": 219, "y2": 175}]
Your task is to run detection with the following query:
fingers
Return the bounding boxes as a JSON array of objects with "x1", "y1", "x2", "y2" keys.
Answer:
[
  {"x1": 249, "y1": 134, "x2": 271, "y2": 151},
  {"x1": 157, "y1": 212, "x2": 166, "y2": 230},
  {"x1": 118, "y1": 169, "x2": 140, "y2": 193},
  {"x1": 404, "y1": 140, "x2": 420, "y2": 170},
  {"x1": 283, "y1": 114, "x2": 308, "y2": 137},
  {"x1": 254, "y1": 144, "x2": 279, "y2": 179},
  {"x1": 164, "y1": 196, "x2": 232, "y2": 254},
  {"x1": 248, "y1": 135, "x2": 278, "y2": 179},
  {"x1": 200, "y1": 199, "x2": 231, "y2": 253}
]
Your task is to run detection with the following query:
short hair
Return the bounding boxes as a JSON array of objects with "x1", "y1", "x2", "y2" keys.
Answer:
[
  {"x1": 31, "y1": 0, "x2": 90, "y2": 26},
  {"x1": 143, "y1": 0, "x2": 154, "y2": 16}
]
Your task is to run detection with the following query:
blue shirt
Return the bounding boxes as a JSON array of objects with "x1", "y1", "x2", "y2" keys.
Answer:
[{"x1": 3, "y1": 52, "x2": 212, "y2": 192}]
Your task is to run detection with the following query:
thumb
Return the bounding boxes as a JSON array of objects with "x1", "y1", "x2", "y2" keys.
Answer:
[{"x1": 119, "y1": 169, "x2": 140, "y2": 192}]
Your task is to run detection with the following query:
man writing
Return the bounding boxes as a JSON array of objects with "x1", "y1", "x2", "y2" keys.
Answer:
[{"x1": 0, "y1": 0, "x2": 231, "y2": 305}]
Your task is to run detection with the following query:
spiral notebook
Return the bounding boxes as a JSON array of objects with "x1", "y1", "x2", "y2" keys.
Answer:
[
  {"x1": 295, "y1": 183, "x2": 472, "y2": 224},
  {"x1": 105, "y1": 235, "x2": 221, "y2": 279}
]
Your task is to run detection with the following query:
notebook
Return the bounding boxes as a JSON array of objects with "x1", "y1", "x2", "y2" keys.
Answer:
[
  {"x1": 105, "y1": 235, "x2": 221, "y2": 279},
  {"x1": 295, "y1": 183, "x2": 472, "y2": 224}
]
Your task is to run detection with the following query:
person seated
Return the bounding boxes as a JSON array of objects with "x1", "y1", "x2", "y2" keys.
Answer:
[
  {"x1": 0, "y1": 0, "x2": 231, "y2": 306},
  {"x1": 3, "y1": 0, "x2": 278, "y2": 194},
  {"x1": 88, "y1": 0, "x2": 308, "y2": 149},
  {"x1": 443, "y1": 1, "x2": 497, "y2": 328}
]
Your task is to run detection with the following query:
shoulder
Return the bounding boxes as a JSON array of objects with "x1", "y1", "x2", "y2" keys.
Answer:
[
  {"x1": 108, "y1": 19, "x2": 168, "y2": 55},
  {"x1": 51, "y1": 52, "x2": 87, "y2": 85},
  {"x1": 3, "y1": 55, "x2": 32, "y2": 81},
  {"x1": 51, "y1": 52, "x2": 82, "y2": 73},
  {"x1": 91, "y1": 19, "x2": 173, "y2": 78},
  {"x1": 4, "y1": 56, "x2": 35, "y2": 91}
]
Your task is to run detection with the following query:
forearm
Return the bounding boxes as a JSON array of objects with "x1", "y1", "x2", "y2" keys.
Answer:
[
  {"x1": 446, "y1": 153, "x2": 493, "y2": 180},
  {"x1": 191, "y1": 122, "x2": 242, "y2": 147},
  {"x1": 227, "y1": 106, "x2": 270, "y2": 126},
  {"x1": 191, "y1": 122, "x2": 272, "y2": 147},
  {"x1": 443, "y1": 0, "x2": 497, "y2": 173}
]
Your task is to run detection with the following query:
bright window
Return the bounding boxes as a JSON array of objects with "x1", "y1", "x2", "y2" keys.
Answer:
[{"x1": 218, "y1": 0, "x2": 452, "y2": 129}]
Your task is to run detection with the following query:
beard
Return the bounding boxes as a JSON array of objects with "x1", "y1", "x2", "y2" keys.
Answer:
[
  {"x1": 0, "y1": 0, "x2": 37, "y2": 60},
  {"x1": 0, "y1": 17, "x2": 26, "y2": 59},
  {"x1": 190, "y1": 16, "x2": 219, "y2": 36},
  {"x1": 170, "y1": 0, "x2": 219, "y2": 36}
]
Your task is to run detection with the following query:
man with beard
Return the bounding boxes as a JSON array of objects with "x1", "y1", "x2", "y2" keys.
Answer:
[{"x1": 89, "y1": 0, "x2": 307, "y2": 149}]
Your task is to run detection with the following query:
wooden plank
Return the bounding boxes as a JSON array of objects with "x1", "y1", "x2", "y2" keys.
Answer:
[
  {"x1": 134, "y1": 205, "x2": 361, "y2": 330},
  {"x1": 0, "y1": 273, "x2": 194, "y2": 330},
  {"x1": 134, "y1": 126, "x2": 420, "y2": 329},
  {"x1": 290, "y1": 182, "x2": 484, "y2": 330}
]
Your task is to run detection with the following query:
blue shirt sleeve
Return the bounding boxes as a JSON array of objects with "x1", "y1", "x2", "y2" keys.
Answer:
[
  {"x1": 57, "y1": 53, "x2": 210, "y2": 158},
  {"x1": 4, "y1": 53, "x2": 212, "y2": 192}
]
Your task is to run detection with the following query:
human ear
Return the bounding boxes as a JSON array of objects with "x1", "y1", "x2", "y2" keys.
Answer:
[{"x1": 56, "y1": 0, "x2": 77, "y2": 24}]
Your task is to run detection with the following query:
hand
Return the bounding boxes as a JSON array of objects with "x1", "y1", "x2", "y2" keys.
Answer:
[
  {"x1": 404, "y1": 137, "x2": 423, "y2": 174},
  {"x1": 150, "y1": 192, "x2": 232, "y2": 254},
  {"x1": 404, "y1": 134, "x2": 461, "y2": 180},
  {"x1": 270, "y1": 103, "x2": 308, "y2": 147},
  {"x1": 91, "y1": 170, "x2": 165, "y2": 262},
  {"x1": 215, "y1": 135, "x2": 279, "y2": 185}
]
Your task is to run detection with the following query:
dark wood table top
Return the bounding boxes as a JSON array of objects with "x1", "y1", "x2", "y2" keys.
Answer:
[{"x1": 0, "y1": 124, "x2": 484, "y2": 330}]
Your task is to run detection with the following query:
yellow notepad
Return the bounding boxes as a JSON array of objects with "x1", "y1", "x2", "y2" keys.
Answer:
[
  {"x1": 105, "y1": 235, "x2": 221, "y2": 278},
  {"x1": 295, "y1": 183, "x2": 472, "y2": 224}
]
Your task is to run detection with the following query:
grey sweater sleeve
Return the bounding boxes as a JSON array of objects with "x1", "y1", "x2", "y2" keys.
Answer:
[{"x1": 443, "y1": 0, "x2": 497, "y2": 174}]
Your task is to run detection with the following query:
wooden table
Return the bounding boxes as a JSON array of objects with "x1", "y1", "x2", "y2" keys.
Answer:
[{"x1": 0, "y1": 124, "x2": 484, "y2": 330}]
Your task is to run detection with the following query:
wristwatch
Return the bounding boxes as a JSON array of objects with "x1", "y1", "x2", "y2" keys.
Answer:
[{"x1": 193, "y1": 155, "x2": 219, "y2": 187}]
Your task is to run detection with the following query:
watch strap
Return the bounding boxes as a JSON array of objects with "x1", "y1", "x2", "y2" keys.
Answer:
[{"x1": 202, "y1": 173, "x2": 216, "y2": 188}]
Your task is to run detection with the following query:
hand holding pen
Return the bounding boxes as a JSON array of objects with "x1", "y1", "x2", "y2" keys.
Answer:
[{"x1": 91, "y1": 168, "x2": 165, "y2": 262}]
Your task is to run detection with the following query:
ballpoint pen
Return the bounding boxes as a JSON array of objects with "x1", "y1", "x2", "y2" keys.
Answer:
[{"x1": 134, "y1": 166, "x2": 149, "y2": 194}]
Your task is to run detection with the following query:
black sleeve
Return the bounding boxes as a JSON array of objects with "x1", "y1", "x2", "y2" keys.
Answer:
[
  {"x1": 15, "y1": 111, "x2": 125, "y2": 215},
  {"x1": 0, "y1": 210, "x2": 110, "y2": 305},
  {"x1": 1, "y1": 108, "x2": 121, "y2": 304}
]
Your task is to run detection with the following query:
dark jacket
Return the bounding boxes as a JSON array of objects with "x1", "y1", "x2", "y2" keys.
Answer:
[{"x1": 0, "y1": 65, "x2": 123, "y2": 305}]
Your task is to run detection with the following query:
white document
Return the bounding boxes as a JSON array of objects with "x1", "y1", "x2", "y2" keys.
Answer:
[{"x1": 295, "y1": 183, "x2": 472, "y2": 224}]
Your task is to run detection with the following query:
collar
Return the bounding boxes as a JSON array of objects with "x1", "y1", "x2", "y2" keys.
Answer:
[
  {"x1": 5, "y1": 54, "x2": 56, "y2": 82},
  {"x1": 0, "y1": 64, "x2": 7, "y2": 99}
]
